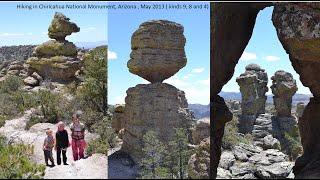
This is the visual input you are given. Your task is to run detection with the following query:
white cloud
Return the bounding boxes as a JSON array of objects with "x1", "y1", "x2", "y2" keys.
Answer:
[
  {"x1": 240, "y1": 51, "x2": 257, "y2": 61},
  {"x1": 164, "y1": 75, "x2": 210, "y2": 104},
  {"x1": 164, "y1": 75, "x2": 189, "y2": 87},
  {"x1": 182, "y1": 73, "x2": 193, "y2": 80},
  {"x1": 199, "y1": 77, "x2": 210, "y2": 86},
  {"x1": 108, "y1": 50, "x2": 118, "y2": 60},
  {"x1": 81, "y1": 27, "x2": 97, "y2": 33},
  {"x1": 264, "y1": 55, "x2": 280, "y2": 62},
  {"x1": 0, "y1": 33, "x2": 24, "y2": 37},
  {"x1": 191, "y1": 68, "x2": 205, "y2": 73}
]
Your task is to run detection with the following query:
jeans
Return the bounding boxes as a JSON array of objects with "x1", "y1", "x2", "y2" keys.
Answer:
[
  {"x1": 44, "y1": 149, "x2": 54, "y2": 165},
  {"x1": 56, "y1": 147, "x2": 67, "y2": 165}
]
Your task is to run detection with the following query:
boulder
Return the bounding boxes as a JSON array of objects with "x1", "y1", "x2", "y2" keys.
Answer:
[
  {"x1": 23, "y1": 76, "x2": 39, "y2": 86},
  {"x1": 128, "y1": 20, "x2": 187, "y2": 83},
  {"x1": 33, "y1": 40, "x2": 77, "y2": 57},
  {"x1": 271, "y1": 70, "x2": 298, "y2": 117},
  {"x1": 48, "y1": 12, "x2": 80, "y2": 41},
  {"x1": 219, "y1": 151, "x2": 236, "y2": 169},
  {"x1": 26, "y1": 56, "x2": 81, "y2": 82},
  {"x1": 261, "y1": 135, "x2": 281, "y2": 150}
]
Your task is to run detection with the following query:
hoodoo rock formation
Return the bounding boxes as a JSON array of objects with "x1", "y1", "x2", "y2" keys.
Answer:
[
  {"x1": 271, "y1": 70, "x2": 298, "y2": 117},
  {"x1": 128, "y1": 20, "x2": 187, "y2": 83},
  {"x1": 236, "y1": 64, "x2": 268, "y2": 116},
  {"x1": 236, "y1": 64, "x2": 268, "y2": 134},
  {"x1": 26, "y1": 12, "x2": 81, "y2": 82},
  {"x1": 212, "y1": 2, "x2": 320, "y2": 179},
  {"x1": 112, "y1": 20, "x2": 193, "y2": 163}
]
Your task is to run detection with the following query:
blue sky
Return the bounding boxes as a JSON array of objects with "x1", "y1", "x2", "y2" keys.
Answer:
[
  {"x1": 222, "y1": 7, "x2": 311, "y2": 95},
  {"x1": 108, "y1": 2, "x2": 210, "y2": 105},
  {"x1": 0, "y1": 2, "x2": 107, "y2": 46}
]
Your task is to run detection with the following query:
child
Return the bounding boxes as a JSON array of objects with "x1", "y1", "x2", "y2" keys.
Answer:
[
  {"x1": 43, "y1": 128, "x2": 55, "y2": 167},
  {"x1": 55, "y1": 121, "x2": 69, "y2": 165}
]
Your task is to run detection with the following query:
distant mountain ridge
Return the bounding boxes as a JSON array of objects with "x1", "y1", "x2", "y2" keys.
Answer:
[
  {"x1": 219, "y1": 91, "x2": 312, "y2": 105},
  {"x1": 0, "y1": 42, "x2": 107, "y2": 62},
  {"x1": 188, "y1": 104, "x2": 210, "y2": 119}
]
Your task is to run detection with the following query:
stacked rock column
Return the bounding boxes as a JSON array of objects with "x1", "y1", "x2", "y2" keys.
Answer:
[
  {"x1": 26, "y1": 12, "x2": 81, "y2": 82},
  {"x1": 236, "y1": 64, "x2": 268, "y2": 134},
  {"x1": 112, "y1": 20, "x2": 194, "y2": 163},
  {"x1": 270, "y1": 70, "x2": 299, "y2": 155}
]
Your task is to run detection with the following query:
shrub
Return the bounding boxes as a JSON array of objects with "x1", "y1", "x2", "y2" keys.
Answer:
[
  {"x1": 0, "y1": 115, "x2": 7, "y2": 128},
  {"x1": 0, "y1": 75, "x2": 23, "y2": 94},
  {"x1": 0, "y1": 136, "x2": 45, "y2": 179},
  {"x1": 25, "y1": 115, "x2": 43, "y2": 130},
  {"x1": 37, "y1": 90, "x2": 63, "y2": 124},
  {"x1": 86, "y1": 138, "x2": 109, "y2": 156},
  {"x1": 222, "y1": 116, "x2": 253, "y2": 149},
  {"x1": 284, "y1": 127, "x2": 303, "y2": 161}
]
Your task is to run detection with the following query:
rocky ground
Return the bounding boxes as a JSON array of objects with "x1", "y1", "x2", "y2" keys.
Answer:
[
  {"x1": 0, "y1": 109, "x2": 108, "y2": 179},
  {"x1": 217, "y1": 143, "x2": 294, "y2": 179}
]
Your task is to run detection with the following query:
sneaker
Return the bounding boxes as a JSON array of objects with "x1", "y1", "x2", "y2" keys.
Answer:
[{"x1": 64, "y1": 163, "x2": 69, "y2": 165}]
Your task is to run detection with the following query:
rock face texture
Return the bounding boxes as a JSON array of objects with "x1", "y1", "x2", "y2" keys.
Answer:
[
  {"x1": 48, "y1": 12, "x2": 80, "y2": 41},
  {"x1": 128, "y1": 20, "x2": 187, "y2": 83},
  {"x1": 271, "y1": 70, "x2": 298, "y2": 117},
  {"x1": 119, "y1": 83, "x2": 193, "y2": 161},
  {"x1": 236, "y1": 64, "x2": 268, "y2": 116},
  {"x1": 26, "y1": 12, "x2": 81, "y2": 82},
  {"x1": 272, "y1": 3, "x2": 320, "y2": 178},
  {"x1": 113, "y1": 20, "x2": 193, "y2": 163}
]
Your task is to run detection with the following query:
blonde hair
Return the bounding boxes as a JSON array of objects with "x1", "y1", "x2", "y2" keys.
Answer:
[
  {"x1": 46, "y1": 128, "x2": 53, "y2": 135},
  {"x1": 57, "y1": 121, "x2": 65, "y2": 128}
]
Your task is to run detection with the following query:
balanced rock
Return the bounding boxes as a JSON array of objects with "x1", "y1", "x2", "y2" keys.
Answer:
[
  {"x1": 48, "y1": 12, "x2": 80, "y2": 41},
  {"x1": 128, "y1": 20, "x2": 187, "y2": 83},
  {"x1": 114, "y1": 83, "x2": 193, "y2": 162},
  {"x1": 26, "y1": 12, "x2": 81, "y2": 82},
  {"x1": 192, "y1": 117, "x2": 210, "y2": 144},
  {"x1": 271, "y1": 70, "x2": 298, "y2": 117},
  {"x1": 236, "y1": 64, "x2": 268, "y2": 116}
]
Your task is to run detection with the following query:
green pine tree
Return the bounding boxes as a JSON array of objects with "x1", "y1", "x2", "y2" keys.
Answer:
[
  {"x1": 165, "y1": 128, "x2": 190, "y2": 179},
  {"x1": 140, "y1": 130, "x2": 169, "y2": 179},
  {"x1": 78, "y1": 46, "x2": 108, "y2": 115}
]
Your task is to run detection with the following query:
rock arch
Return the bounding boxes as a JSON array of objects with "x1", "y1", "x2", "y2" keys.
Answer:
[{"x1": 211, "y1": 2, "x2": 320, "y2": 179}]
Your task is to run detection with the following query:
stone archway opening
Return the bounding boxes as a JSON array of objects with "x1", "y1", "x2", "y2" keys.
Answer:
[
  {"x1": 216, "y1": 6, "x2": 309, "y2": 179},
  {"x1": 211, "y1": 2, "x2": 320, "y2": 179}
]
